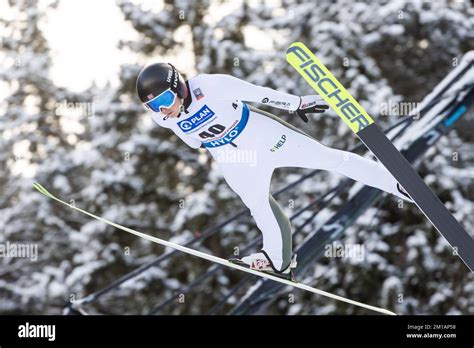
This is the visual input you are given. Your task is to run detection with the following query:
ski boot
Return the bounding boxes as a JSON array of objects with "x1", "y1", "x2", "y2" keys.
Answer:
[
  {"x1": 396, "y1": 183, "x2": 415, "y2": 204},
  {"x1": 229, "y1": 252, "x2": 297, "y2": 282}
]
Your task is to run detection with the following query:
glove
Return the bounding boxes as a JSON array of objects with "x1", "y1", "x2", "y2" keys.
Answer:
[{"x1": 295, "y1": 95, "x2": 329, "y2": 122}]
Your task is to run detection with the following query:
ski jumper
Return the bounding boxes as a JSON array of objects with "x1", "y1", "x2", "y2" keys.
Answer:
[{"x1": 151, "y1": 74, "x2": 406, "y2": 271}]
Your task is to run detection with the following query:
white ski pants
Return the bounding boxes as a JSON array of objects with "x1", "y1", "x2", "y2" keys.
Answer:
[{"x1": 212, "y1": 107, "x2": 403, "y2": 271}]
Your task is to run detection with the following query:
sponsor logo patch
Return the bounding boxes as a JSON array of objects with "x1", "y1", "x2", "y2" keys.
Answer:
[
  {"x1": 270, "y1": 134, "x2": 287, "y2": 152},
  {"x1": 301, "y1": 101, "x2": 317, "y2": 109},
  {"x1": 261, "y1": 97, "x2": 291, "y2": 109},
  {"x1": 177, "y1": 105, "x2": 215, "y2": 132}
]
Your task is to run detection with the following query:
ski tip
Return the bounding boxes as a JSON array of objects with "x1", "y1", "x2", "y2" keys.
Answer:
[
  {"x1": 33, "y1": 182, "x2": 44, "y2": 192},
  {"x1": 285, "y1": 42, "x2": 307, "y2": 56},
  {"x1": 286, "y1": 41, "x2": 306, "y2": 50},
  {"x1": 33, "y1": 182, "x2": 53, "y2": 198}
]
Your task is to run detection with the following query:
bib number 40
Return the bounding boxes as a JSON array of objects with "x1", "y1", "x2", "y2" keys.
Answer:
[{"x1": 199, "y1": 124, "x2": 225, "y2": 139}]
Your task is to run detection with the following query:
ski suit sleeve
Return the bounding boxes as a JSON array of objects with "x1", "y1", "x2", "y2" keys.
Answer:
[
  {"x1": 199, "y1": 73, "x2": 301, "y2": 111},
  {"x1": 151, "y1": 113, "x2": 202, "y2": 149},
  {"x1": 171, "y1": 127, "x2": 202, "y2": 149}
]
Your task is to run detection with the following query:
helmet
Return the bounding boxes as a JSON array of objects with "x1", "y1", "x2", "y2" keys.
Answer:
[{"x1": 136, "y1": 63, "x2": 186, "y2": 112}]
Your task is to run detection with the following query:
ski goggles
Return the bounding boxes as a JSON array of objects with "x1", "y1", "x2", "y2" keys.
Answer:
[{"x1": 144, "y1": 89, "x2": 177, "y2": 112}]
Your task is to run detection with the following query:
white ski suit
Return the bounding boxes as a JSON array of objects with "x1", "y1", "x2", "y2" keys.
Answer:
[{"x1": 151, "y1": 73, "x2": 406, "y2": 271}]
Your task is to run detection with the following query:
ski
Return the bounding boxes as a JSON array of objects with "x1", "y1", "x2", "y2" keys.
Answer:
[
  {"x1": 33, "y1": 183, "x2": 395, "y2": 315},
  {"x1": 229, "y1": 72, "x2": 474, "y2": 314},
  {"x1": 286, "y1": 42, "x2": 474, "y2": 272}
]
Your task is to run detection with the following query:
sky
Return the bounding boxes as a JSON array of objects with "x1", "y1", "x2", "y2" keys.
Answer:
[
  {"x1": 41, "y1": 0, "x2": 272, "y2": 92},
  {"x1": 0, "y1": 0, "x2": 277, "y2": 94},
  {"x1": 43, "y1": 0, "x2": 138, "y2": 92}
]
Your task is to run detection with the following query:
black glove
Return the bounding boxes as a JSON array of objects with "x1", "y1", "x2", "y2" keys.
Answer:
[{"x1": 295, "y1": 95, "x2": 329, "y2": 122}]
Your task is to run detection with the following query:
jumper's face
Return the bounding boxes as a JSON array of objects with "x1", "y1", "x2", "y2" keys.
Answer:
[{"x1": 161, "y1": 97, "x2": 183, "y2": 118}]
